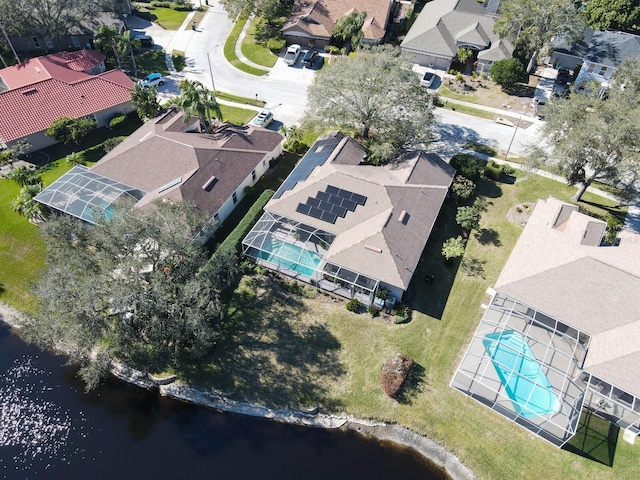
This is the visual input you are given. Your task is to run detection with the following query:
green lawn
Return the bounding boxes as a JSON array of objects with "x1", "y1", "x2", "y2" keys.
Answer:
[
  {"x1": 241, "y1": 16, "x2": 278, "y2": 68},
  {"x1": 223, "y1": 15, "x2": 269, "y2": 76},
  {"x1": 133, "y1": 5, "x2": 190, "y2": 30},
  {"x1": 175, "y1": 169, "x2": 636, "y2": 480},
  {"x1": 218, "y1": 104, "x2": 258, "y2": 126}
]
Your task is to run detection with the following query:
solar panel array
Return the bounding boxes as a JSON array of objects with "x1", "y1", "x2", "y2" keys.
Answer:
[
  {"x1": 295, "y1": 185, "x2": 367, "y2": 224},
  {"x1": 273, "y1": 135, "x2": 344, "y2": 199}
]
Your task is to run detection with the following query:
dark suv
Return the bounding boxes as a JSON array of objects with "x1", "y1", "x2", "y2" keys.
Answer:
[{"x1": 302, "y1": 49, "x2": 319, "y2": 68}]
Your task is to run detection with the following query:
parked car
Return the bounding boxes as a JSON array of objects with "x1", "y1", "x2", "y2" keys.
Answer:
[
  {"x1": 251, "y1": 110, "x2": 274, "y2": 128},
  {"x1": 133, "y1": 34, "x2": 154, "y2": 49},
  {"x1": 283, "y1": 44, "x2": 301, "y2": 66},
  {"x1": 139, "y1": 72, "x2": 164, "y2": 87},
  {"x1": 302, "y1": 49, "x2": 319, "y2": 68},
  {"x1": 421, "y1": 71, "x2": 437, "y2": 88}
]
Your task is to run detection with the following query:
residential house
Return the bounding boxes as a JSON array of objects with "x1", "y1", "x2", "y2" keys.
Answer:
[
  {"x1": 281, "y1": 0, "x2": 394, "y2": 48},
  {"x1": 452, "y1": 196, "x2": 640, "y2": 447},
  {"x1": 242, "y1": 131, "x2": 455, "y2": 305},
  {"x1": 7, "y1": 12, "x2": 127, "y2": 56},
  {"x1": 35, "y1": 107, "x2": 284, "y2": 239},
  {"x1": 401, "y1": 0, "x2": 513, "y2": 73},
  {"x1": 0, "y1": 50, "x2": 134, "y2": 151},
  {"x1": 550, "y1": 29, "x2": 640, "y2": 93}
]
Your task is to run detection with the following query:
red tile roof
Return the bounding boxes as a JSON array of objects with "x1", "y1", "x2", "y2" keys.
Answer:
[
  {"x1": 46, "y1": 50, "x2": 106, "y2": 72},
  {"x1": 0, "y1": 69, "x2": 134, "y2": 143}
]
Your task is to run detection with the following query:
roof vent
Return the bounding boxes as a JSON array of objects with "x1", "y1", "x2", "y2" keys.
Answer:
[
  {"x1": 398, "y1": 210, "x2": 409, "y2": 224},
  {"x1": 158, "y1": 177, "x2": 182, "y2": 193},
  {"x1": 22, "y1": 88, "x2": 37, "y2": 95},
  {"x1": 365, "y1": 244, "x2": 382, "y2": 253},
  {"x1": 202, "y1": 176, "x2": 217, "y2": 190}
]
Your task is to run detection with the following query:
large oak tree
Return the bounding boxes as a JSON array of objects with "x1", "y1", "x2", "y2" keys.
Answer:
[
  {"x1": 307, "y1": 45, "x2": 435, "y2": 163},
  {"x1": 24, "y1": 200, "x2": 238, "y2": 390},
  {"x1": 529, "y1": 57, "x2": 640, "y2": 202},
  {"x1": 494, "y1": 0, "x2": 584, "y2": 58}
]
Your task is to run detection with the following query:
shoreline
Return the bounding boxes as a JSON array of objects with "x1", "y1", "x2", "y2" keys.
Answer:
[{"x1": 1, "y1": 302, "x2": 475, "y2": 480}]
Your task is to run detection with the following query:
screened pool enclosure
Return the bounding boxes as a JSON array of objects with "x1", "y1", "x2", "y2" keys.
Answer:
[
  {"x1": 34, "y1": 165, "x2": 146, "y2": 224},
  {"x1": 242, "y1": 212, "x2": 379, "y2": 305}
]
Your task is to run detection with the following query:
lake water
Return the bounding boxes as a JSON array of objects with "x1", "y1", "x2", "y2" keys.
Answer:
[{"x1": 0, "y1": 324, "x2": 449, "y2": 480}]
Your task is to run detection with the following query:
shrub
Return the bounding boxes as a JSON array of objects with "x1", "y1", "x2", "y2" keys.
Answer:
[
  {"x1": 442, "y1": 236, "x2": 466, "y2": 261},
  {"x1": 375, "y1": 288, "x2": 388, "y2": 300},
  {"x1": 65, "y1": 152, "x2": 85, "y2": 166},
  {"x1": 379, "y1": 353, "x2": 414, "y2": 398},
  {"x1": 345, "y1": 298, "x2": 361, "y2": 312},
  {"x1": 109, "y1": 113, "x2": 127, "y2": 129},
  {"x1": 367, "y1": 306, "x2": 379, "y2": 317},
  {"x1": 490, "y1": 58, "x2": 525, "y2": 89},
  {"x1": 451, "y1": 175, "x2": 476, "y2": 201},
  {"x1": 484, "y1": 161, "x2": 503, "y2": 181},
  {"x1": 267, "y1": 37, "x2": 286, "y2": 54},
  {"x1": 502, "y1": 164, "x2": 515, "y2": 175},
  {"x1": 102, "y1": 137, "x2": 124, "y2": 153},
  {"x1": 151, "y1": 1, "x2": 172, "y2": 7},
  {"x1": 283, "y1": 139, "x2": 307, "y2": 153},
  {"x1": 449, "y1": 154, "x2": 482, "y2": 180},
  {"x1": 326, "y1": 45, "x2": 342, "y2": 55},
  {"x1": 605, "y1": 217, "x2": 621, "y2": 244},
  {"x1": 456, "y1": 205, "x2": 481, "y2": 231}
]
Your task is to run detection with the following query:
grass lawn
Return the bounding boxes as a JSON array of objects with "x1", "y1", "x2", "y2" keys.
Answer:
[
  {"x1": 218, "y1": 104, "x2": 258, "y2": 126},
  {"x1": 223, "y1": 16, "x2": 269, "y2": 76},
  {"x1": 175, "y1": 168, "x2": 636, "y2": 480},
  {"x1": 216, "y1": 91, "x2": 264, "y2": 108},
  {"x1": 131, "y1": 49, "x2": 172, "y2": 78},
  {"x1": 133, "y1": 5, "x2": 189, "y2": 30},
  {"x1": 241, "y1": 16, "x2": 278, "y2": 68}
]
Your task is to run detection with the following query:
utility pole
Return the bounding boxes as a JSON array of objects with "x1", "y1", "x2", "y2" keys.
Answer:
[
  {"x1": 504, "y1": 105, "x2": 527, "y2": 161},
  {"x1": 207, "y1": 45, "x2": 217, "y2": 95}
]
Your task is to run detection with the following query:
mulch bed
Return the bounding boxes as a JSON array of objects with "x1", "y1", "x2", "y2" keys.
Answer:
[{"x1": 506, "y1": 202, "x2": 534, "y2": 225}]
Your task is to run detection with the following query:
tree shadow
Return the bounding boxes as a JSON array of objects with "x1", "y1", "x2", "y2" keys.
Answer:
[
  {"x1": 396, "y1": 362, "x2": 426, "y2": 405},
  {"x1": 503, "y1": 83, "x2": 536, "y2": 98},
  {"x1": 474, "y1": 228, "x2": 501, "y2": 246},
  {"x1": 476, "y1": 177, "x2": 503, "y2": 199},
  {"x1": 177, "y1": 274, "x2": 345, "y2": 412},
  {"x1": 562, "y1": 410, "x2": 619, "y2": 467},
  {"x1": 460, "y1": 257, "x2": 486, "y2": 279},
  {"x1": 578, "y1": 200, "x2": 627, "y2": 224},
  {"x1": 405, "y1": 201, "x2": 463, "y2": 319}
]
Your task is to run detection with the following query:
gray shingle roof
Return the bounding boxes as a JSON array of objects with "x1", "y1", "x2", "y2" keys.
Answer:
[
  {"x1": 266, "y1": 133, "x2": 454, "y2": 290},
  {"x1": 552, "y1": 29, "x2": 640, "y2": 68}
]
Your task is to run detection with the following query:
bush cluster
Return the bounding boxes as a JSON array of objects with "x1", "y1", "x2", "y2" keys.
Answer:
[
  {"x1": 345, "y1": 298, "x2": 361, "y2": 312},
  {"x1": 109, "y1": 113, "x2": 127, "y2": 130},
  {"x1": 367, "y1": 306, "x2": 379, "y2": 317},
  {"x1": 379, "y1": 353, "x2": 414, "y2": 398},
  {"x1": 449, "y1": 154, "x2": 482, "y2": 180},
  {"x1": 484, "y1": 160, "x2": 505, "y2": 181},
  {"x1": 267, "y1": 37, "x2": 286, "y2": 54}
]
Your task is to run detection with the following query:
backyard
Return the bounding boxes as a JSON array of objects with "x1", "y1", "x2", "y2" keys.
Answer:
[{"x1": 174, "y1": 168, "x2": 636, "y2": 480}]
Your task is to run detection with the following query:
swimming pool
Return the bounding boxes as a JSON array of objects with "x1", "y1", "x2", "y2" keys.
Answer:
[
  {"x1": 483, "y1": 330, "x2": 560, "y2": 418},
  {"x1": 255, "y1": 239, "x2": 322, "y2": 277}
]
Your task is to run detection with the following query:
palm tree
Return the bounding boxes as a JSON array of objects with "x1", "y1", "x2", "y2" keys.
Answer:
[
  {"x1": 177, "y1": 80, "x2": 222, "y2": 132},
  {"x1": 131, "y1": 83, "x2": 161, "y2": 120},
  {"x1": 10, "y1": 184, "x2": 44, "y2": 222},
  {"x1": 7, "y1": 165, "x2": 40, "y2": 187},
  {"x1": 117, "y1": 31, "x2": 141, "y2": 77},
  {"x1": 94, "y1": 26, "x2": 122, "y2": 69}
]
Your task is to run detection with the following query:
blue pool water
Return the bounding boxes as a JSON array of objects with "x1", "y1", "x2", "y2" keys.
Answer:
[
  {"x1": 483, "y1": 331, "x2": 560, "y2": 418},
  {"x1": 256, "y1": 239, "x2": 322, "y2": 277}
]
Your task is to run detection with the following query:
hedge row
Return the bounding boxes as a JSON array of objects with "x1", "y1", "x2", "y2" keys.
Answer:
[{"x1": 209, "y1": 189, "x2": 274, "y2": 263}]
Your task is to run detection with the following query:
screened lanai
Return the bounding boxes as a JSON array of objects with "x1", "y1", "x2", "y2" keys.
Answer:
[
  {"x1": 243, "y1": 211, "x2": 335, "y2": 279},
  {"x1": 34, "y1": 165, "x2": 146, "y2": 224},
  {"x1": 451, "y1": 290, "x2": 589, "y2": 447}
]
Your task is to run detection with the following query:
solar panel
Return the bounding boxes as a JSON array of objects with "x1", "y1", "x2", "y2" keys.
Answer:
[
  {"x1": 321, "y1": 210, "x2": 337, "y2": 223},
  {"x1": 308, "y1": 207, "x2": 323, "y2": 219},
  {"x1": 316, "y1": 190, "x2": 331, "y2": 202},
  {"x1": 330, "y1": 204, "x2": 347, "y2": 217},
  {"x1": 351, "y1": 193, "x2": 367, "y2": 205},
  {"x1": 341, "y1": 198, "x2": 356, "y2": 211},
  {"x1": 307, "y1": 197, "x2": 320, "y2": 208},
  {"x1": 319, "y1": 200, "x2": 333, "y2": 211},
  {"x1": 325, "y1": 185, "x2": 340, "y2": 195},
  {"x1": 296, "y1": 203, "x2": 311, "y2": 214}
]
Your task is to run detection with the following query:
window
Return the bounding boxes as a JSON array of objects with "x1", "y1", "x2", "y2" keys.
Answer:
[
  {"x1": 45, "y1": 38, "x2": 54, "y2": 48},
  {"x1": 263, "y1": 159, "x2": 267, "y2": 168},
  {"x1": 213, "y1": 213, "x2": 220, "y2": 224},
  {"x1": 598, "y1": 65, "x2": 607, "y2": 76},
  {"x1": 71, "y1": 36, "x2": 81, "y2": 48},
  {"x1": 586, "y1": 63, "x2": 595, "y2": 73},
  {"x1": 232, "y1": 192, "x2": 238, "y2": 204},
  {"x1": 32, "y1": 37, "x2": 41, "y2": 49},
  {"x1": 251, "y1": 170, "x2": 256, "y2": 182}
]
